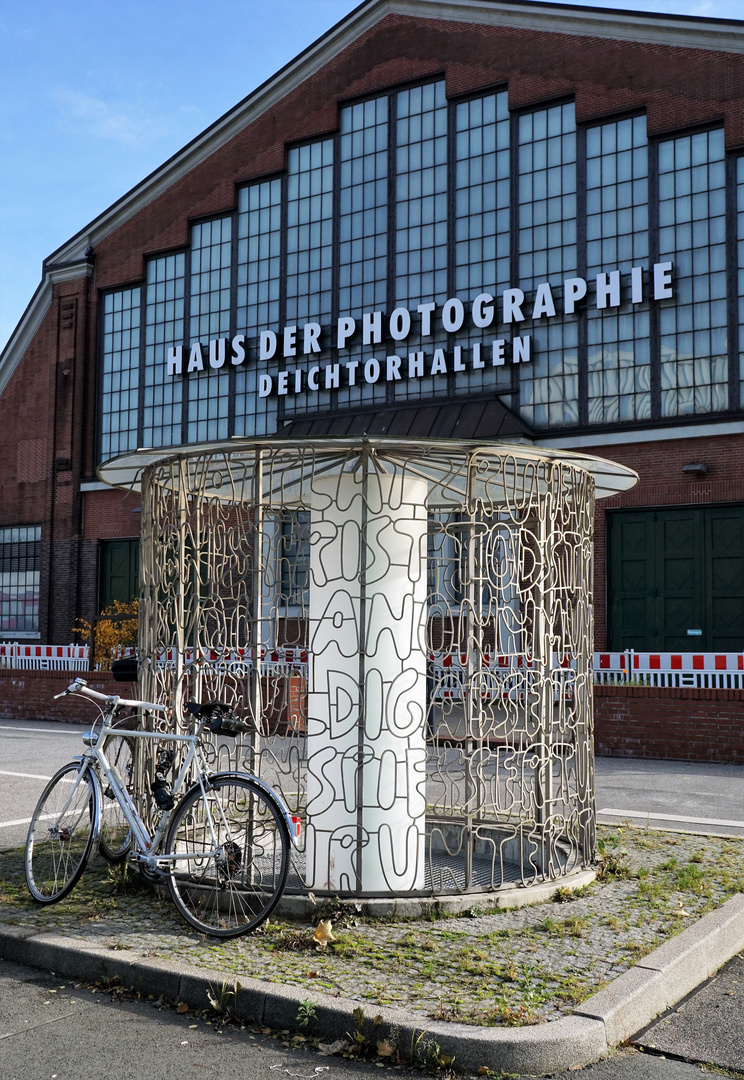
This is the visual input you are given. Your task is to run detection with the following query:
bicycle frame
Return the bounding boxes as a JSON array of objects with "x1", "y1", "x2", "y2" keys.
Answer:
[
  {"x1": 92, "y1": 725, "x2": 218, "y2": 865},
  {"x1": 56, "y1": 679, "x2": 299, "y2": 868}
]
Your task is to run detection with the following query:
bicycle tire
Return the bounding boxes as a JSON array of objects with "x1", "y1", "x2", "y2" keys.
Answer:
[
  {"x1": 25, "y1": 762, "x2": 99, "y2": 903},
  {"x1": 98, "y1": 734, "x2": 135, "y2": 863},
  {"x1": 165, "y1": 775, "x2": 290, "y2": 938}
]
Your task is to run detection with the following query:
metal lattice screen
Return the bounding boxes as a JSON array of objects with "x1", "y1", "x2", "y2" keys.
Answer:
[{"x1": 134, "y1": 439, "x2": 602, "y2": 898}]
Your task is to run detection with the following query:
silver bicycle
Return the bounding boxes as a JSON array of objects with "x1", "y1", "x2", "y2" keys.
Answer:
[{"x1": 24, "y1": 677, "x2": 297, "y2": 937}]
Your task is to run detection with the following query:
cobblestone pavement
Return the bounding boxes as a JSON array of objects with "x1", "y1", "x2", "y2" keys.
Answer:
[{"x1": 2, "y1": 825, "x2": 743, "y2": 1028}]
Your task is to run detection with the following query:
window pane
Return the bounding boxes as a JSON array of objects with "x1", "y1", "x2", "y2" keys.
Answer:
[
  {"x1": 101, "y1": 286, "x2": 141, "y2": 460},
  {"x1": 659, "y1": 129, "x2": 727, "y2": 418},
  {"x1": 187, "y1": 217, "x2": 232, "y2": 442},
  {"x1": 517, "y1": 103, "x2": 578, "y2": 430},
  {"x1": 0, "y1": 526, "x2": 40, "y2": 634},
  {"x1": 586, "y1": 116, "x2": 650, "y2": 425}
]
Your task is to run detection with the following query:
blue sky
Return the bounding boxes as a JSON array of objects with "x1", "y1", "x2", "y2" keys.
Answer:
[{"x1": 1, "y1": 0, "x2": 741, "y2": 351}]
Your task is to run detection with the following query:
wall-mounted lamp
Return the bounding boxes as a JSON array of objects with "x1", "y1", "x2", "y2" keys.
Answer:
[{"x1": 682, "y1": 463, "x2": 708, "y2": 477}]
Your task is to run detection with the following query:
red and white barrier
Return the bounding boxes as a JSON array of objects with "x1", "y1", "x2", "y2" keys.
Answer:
[
  {"x1": 594, "y1": 650, "x2": 744, "y2": 689},
  {"x1": 0, "y1": 643, "x2": 89, "y2": 671},
  {"x1": 4, "y1": 641, "x2": 742, "y2": 690}
]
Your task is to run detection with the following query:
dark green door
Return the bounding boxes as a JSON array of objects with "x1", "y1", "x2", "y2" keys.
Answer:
[
  {"x1": 608, "y1": 505, "x2": 744, "y2": 652},
  {"x1": 657, "y1": 510, "x2": 704, "y2": 651},
  {"x1": 708, "y1": 508, "x2": 744, "y2": 650},
  {"x1": 607, "y1": 512, "x2": 657, "y2": 651},
  {"x1": 100, "y1": 539, "x2": 139, "y2": 609}
]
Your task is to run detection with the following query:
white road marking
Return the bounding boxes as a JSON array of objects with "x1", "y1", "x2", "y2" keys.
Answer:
[
  {"x1": 0, "y1": 812, "x2": 58, "y2": 829},
  {"x1": 598, "y1": 808, "x2": 744, "y2": 829},
  {"x1": 0, "y1": 770, "x2": 54, "y2": 781},
  {"x1": 0, "y1": 725, "x2": 84, "y2": 735}
]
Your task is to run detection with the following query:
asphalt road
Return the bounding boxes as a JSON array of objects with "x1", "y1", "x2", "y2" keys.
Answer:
[
  {"x1": 634, "y1": 954, "x2": 744, "y2": 1073},
  {"x1": 4, "y1": 718, "x2": 744, "y2": 851},
  {"x1": 0, "y1": 718, "x2": 87, "y2": 850},
  {"x1": 0, "y1": 958, "x2": 740, "y2": 1080},
  {"x1": 595, "y1": 756, "x2": 744, "y2": 838}
]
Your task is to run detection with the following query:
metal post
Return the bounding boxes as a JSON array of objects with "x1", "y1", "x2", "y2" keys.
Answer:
[{"x1": 249, "y1": 448, "x2": 264, "y2": 778}]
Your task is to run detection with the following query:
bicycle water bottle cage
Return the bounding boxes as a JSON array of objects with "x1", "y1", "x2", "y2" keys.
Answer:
[
  {"x1": 151, "y1": 746, "x2": 176, "y2": 809},
  {"x1": 151, "y1": 775, "x2": 175, "y2": 810},
  {"x1": 184, "y1": 700, "x2": 249, "y2": 737}
]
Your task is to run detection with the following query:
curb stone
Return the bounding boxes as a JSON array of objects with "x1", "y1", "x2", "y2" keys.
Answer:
[
  {"x1": 2, "y1": 893, "x2": 744, "y2": 1076},
  {"x1": 277, "y1": 868, "x2": 598, "y2": 920}
]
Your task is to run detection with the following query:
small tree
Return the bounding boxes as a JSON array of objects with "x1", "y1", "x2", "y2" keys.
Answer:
[{"x1": 74, "y1": 600, "x2": 138, "y2": 670}]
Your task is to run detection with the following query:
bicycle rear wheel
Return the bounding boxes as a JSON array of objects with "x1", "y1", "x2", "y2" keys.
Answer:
[
  {"x1": 165, "y1": 775, "x2": 290, "y2": 938},
  {"x1": 98, "y1": 734, "x2": 135, "y2": 863},
  {"x1": 25, "y1": 762, "x2": 98, "y2": 903}
]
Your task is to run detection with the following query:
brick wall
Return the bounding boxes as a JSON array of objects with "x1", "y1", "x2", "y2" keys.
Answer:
[
  {"x1": 0, "y1": 670, "x2": 128, "y2": 725},
  {"x1": 0, "y1": 276, "x2": 94, "y2": 642},
  {"x1": 594, "y1": 683, "x2": 744, "y2": 762}
]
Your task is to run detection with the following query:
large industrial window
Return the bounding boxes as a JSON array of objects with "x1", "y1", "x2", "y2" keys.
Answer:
[
  {"x1": 336, "y1": 95, "x2": 389, "y2": 412},
  {"x1": 97, "y1": 84, "x2": 743, "y2": 464},
  {"x1": 187, "y1": 217, "x2": 232, "y2": 442},
  {"x1": 517, "y1": 103, "x2": 578, "y2": 428},
  {"x1": 586, "y1": 115, "x2": 650, "y2": 424},
  {"x1": 394, "y1": 80, "x2": 449, "y2": 405},
  {"x1": 234, "y1": 178, "x2": 282, "y2": 437},
  {"x1": 0, "y1": 526, "x2": 41, "y2": 637},
  {"x1": 454, "y1": 90, "x2": 512, "y2": 400},
  {"x1": 658, "y1": 128, "x2": 727, "y2": 417},
  {"x1": 284, "y1": 139, "x2": 335, "y2": 417},
  {"x1": 143, "y1": 253, "x2": 185, "y2": 448},
  {"x1": 100, "y1": 287, "x2": 140, "y2": 460}
]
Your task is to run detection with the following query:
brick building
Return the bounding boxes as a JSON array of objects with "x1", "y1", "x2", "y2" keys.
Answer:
[{"x1": 1, "y1": 0, "x2": 743, "y2": 655}]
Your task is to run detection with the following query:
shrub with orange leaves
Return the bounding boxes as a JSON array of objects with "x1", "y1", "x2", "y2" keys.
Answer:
[{"x1": 74, "y1": 600, "x2": 138, "y2": 670}]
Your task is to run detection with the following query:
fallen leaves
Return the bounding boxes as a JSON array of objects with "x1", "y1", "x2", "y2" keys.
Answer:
[
  {"x1": 314, "y1": 919, "x2": 336, "y2": 947},
  {"x1": 317, "y1": 1038, "x2": 348, "y2": 1056}
]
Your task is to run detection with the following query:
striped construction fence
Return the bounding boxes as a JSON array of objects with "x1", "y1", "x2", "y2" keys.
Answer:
[
  {"x1": 3, "y1": 642, "x2": 743, "y2": 690},
  {"x1": 594, "y1": 650, "x2": 744, "y2": 689}
]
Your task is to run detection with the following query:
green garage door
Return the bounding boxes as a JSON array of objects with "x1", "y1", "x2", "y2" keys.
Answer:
[{"x1": 608, "y1": 506, "x2": 744, "y2": 652}]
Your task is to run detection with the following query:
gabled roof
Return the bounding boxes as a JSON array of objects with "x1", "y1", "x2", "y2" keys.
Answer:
[{"x1": 2, "y1": 0, "x2": 743, "y2": 396}]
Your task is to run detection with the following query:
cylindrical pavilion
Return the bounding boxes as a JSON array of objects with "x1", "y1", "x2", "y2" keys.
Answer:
[{"x1": 99, "y1": 437, "x2": 636, "y2": 899}]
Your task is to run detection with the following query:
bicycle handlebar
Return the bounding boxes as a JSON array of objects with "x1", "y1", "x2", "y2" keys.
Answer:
[{"x1": 54, "y1": 678, "x2": 167, "y2": 714}]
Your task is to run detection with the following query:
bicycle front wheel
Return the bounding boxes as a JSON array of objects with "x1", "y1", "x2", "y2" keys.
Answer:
[
  {"x1": 25, "y1": 762, "x2": 99, "y2": 903},
  {"x1": 165, "y1": 776, "x2": 290, "y2": 938}
]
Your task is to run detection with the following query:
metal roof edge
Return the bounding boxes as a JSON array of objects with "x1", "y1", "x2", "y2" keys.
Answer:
[
  {"x1": 536, "y1": 417, "x2": 744, "y2": 449},
  {"x1": 393, "y1": 0, "x2": 744, "y2": 53}
]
